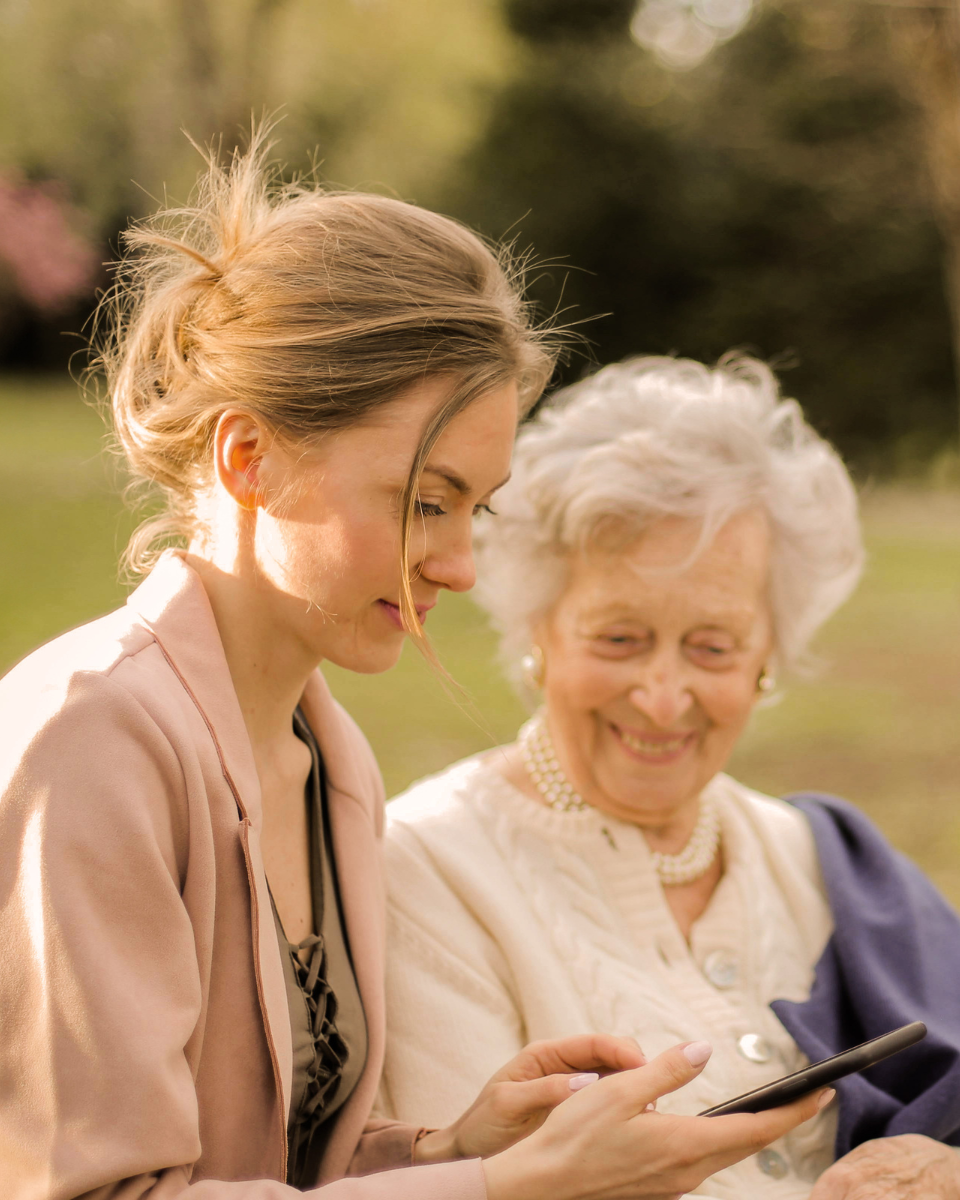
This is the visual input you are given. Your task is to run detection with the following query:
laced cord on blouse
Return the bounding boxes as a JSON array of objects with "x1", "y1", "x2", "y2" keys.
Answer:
[{"x1": 286, "y1": 929, "x2": 349, "y2": 1180}]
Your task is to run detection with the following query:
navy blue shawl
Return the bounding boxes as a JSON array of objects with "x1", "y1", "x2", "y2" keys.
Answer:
[{"x1": 773, "y1": 793, "x2": 960, "y2": 1157}]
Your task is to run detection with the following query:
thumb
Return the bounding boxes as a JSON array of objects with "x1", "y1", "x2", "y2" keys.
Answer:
[
  {"x1": 582, "y1": 1041, "x2": 714, "y2": 1117},
  {"x1": 709, "y1": 1087, "x2": 831, "y2": 1156}
]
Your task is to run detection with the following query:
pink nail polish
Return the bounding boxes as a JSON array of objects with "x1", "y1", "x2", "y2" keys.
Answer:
[
  {"x1": 682, "y1": 1041, "x2": 713, "y2": 1067},
  {"x1": 569, "y1": 1072, "x2": 599, "y2": 1091},
  {"x1": 817, "y1": 1088, "x2": 836, "y2": 1111}
]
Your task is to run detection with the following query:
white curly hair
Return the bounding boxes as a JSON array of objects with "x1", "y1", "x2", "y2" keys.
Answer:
[{"x1": 473, "y1": 354, "x2": 864, "y2": 684}]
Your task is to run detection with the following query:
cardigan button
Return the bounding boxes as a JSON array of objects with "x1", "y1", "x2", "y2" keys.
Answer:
[
  {"x1": 756, "y1": 1149, "x2": 789, "y2": 1179},
  {"x1": 703, "y1": 950, "x2": 739, "y2": 989},
  {"x1": 737, "y1": 1033, "x2": 773, "y2": 1063}
]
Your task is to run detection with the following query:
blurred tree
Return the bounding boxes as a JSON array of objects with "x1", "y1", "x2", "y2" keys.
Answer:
[
  {"x1": 882, "y1": 1, "x2": 960, "y2": 443},
  {"x1": 0, "y1": 0, "x2": 510, "y2": 360},
  {"x1": 0, "y1": 0, "x2": 510, "y2": 229},
  {"x1": 443, "y1": 0, "x2": 957, "y2": 467},
  {"x1": 0, "y1": 0, "x2": 956, "y2": 464}
]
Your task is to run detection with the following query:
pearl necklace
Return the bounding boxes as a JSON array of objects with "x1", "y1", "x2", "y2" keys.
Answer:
[{"x1": 518, "y1": 711, "x2": 721, "y2": 887}]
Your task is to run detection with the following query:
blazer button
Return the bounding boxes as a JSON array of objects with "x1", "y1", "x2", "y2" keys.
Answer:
[
  {"x1": 737, "y1": 1033, "x2": 773, "y2": 1063},
  {"x1": 756, "y1": 1149, "x2": 789, "y2": 1179},
  {"x1": 703, "y1": 949, "x2": 739, "y2": 989}
]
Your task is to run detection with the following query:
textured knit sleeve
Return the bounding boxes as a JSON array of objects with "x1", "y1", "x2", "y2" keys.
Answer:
[{"x1": 379, "y1": 817, "x2": 526, "y2": 1129}]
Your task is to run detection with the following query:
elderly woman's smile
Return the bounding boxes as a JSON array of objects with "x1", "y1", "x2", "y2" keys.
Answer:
[{"x1": 535, "y1": 508, "x2": 773, "y2": 845}]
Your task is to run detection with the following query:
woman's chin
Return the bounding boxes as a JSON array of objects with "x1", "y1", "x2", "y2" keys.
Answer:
[
  {"x1": 594, "y1": 767, "x2": 704, "y2": 827},
  {"x1": 323, "y1": 634, "x2": 407, "y2": 676}
]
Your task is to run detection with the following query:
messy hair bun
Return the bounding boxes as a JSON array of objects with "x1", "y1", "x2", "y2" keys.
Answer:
[{"x1": 95, "y1": 126, "x2": 557, "y2": 641}]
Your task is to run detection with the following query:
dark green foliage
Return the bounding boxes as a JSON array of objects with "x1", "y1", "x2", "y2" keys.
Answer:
[
  {"x1": 503, "y1": 0, "x2": 636, "y2": 42},
  {"x1": 781, "y1": 78, "x2": 904, "y2": 146}
]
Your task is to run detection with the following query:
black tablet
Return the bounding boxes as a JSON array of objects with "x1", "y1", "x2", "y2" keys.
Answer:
[{"x1": 699, "y1": 1021, "x2": 927, "y2": 1117}]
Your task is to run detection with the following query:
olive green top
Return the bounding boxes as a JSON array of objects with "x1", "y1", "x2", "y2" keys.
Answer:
[{"x1": 268, "y1": 708, "x2": 368, "y2": 1188}]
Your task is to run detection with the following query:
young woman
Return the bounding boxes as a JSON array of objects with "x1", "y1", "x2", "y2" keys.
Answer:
[{"x1": 0, "y1": 135, "x2": 826, "y2": 1199}]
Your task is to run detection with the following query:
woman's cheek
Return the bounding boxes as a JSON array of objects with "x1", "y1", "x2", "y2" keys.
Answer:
[
  {"x1": 570, "y1": 656, "x2": 625, "y2": 706},
  {"x1": 704, "y1": 676, "x2": 758, "y2": 730}
]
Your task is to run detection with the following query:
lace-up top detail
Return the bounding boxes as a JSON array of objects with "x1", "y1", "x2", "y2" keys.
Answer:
[
  {"x1": 269, "y1": 708, "x2": 367, "y2": 1187},
  {"x1": 286, "y1": 928, "x2": 349, "y2": 1156}
]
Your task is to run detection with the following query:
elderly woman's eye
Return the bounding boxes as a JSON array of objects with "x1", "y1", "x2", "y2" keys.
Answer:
[
  {"x1": 690, "y1": 641, "x2": 734, "y2": 660},
  {"x1": 593, "y1": 633, "x2": 644, "y2": 655}
]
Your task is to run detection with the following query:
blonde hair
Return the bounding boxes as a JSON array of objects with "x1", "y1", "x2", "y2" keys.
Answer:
[
  {"x1": 94, "y1": 129, "x2": 556, "y2": 646},
  {"x1": 474, "y1": 354, "x2": 864, "y2": 679}
]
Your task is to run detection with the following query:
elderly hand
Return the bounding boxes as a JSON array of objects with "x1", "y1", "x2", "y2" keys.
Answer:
[
  {"x1": 810, "y1": 1134, "x2": 960, "y2": 1199},
  {"x1": 414, "y1": 1034, "x2": 647, "y2": 1163}
]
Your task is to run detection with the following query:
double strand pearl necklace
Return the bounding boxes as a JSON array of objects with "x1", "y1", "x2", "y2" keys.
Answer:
[{"x1": 518, "y1": 711, "x2": 721, "y2": 887}]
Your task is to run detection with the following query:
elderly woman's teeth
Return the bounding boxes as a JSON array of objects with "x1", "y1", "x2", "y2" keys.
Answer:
[{"x1": 619, "y1": 730, "x2": 688, "y2": 755}]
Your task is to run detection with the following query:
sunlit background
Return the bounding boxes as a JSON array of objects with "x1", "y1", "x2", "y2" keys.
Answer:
[{"x1": 1, "y1": 0, "x2": 957, "y2": 899}]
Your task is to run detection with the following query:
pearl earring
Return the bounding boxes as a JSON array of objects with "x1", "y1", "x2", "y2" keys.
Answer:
[
  {"x1": 520, "y1": 645, "x2": 545, "y2": 690},
  {"x1": 757, "y1": 668, "x2": 776, "y2": 693}
]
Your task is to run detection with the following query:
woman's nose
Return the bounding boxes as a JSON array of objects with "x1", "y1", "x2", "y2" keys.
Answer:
[
  {"x1": 421, "y1": 528, "x2": 477, "y2": 594},
  {"x1": 627, "y1": 661, "x2": 694, "y2": 727}
]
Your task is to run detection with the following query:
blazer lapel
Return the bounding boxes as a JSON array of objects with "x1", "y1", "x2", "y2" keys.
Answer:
[{"x1": 125, "y1": 551, "x2": 294, "y2": 1128}]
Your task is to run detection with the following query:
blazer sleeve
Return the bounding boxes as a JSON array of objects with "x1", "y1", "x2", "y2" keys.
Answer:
[
  {"x1": 0, "y1": 670, "x2": 486, "y2": 1200},
  {"x1": 185, "y1": 1160, "x2": 487, "y2": 1200},
  {"x1": 0, "y1": 668, "x2": 211, "y2": 1199},
  {"x1": 347, "y1": 1120, "x2": 426, "y2": 1175}
]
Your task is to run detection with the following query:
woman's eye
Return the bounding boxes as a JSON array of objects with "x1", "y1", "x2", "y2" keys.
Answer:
[
  {"x1": 591, "y1": 634, "x2": 645, "y2": 657},
  {"x1": 416, "y1": 500, "x2": 447, "y2": 517},
  {"x1": 473, "y1": 504, "x2": 496, "y2": 518},
  {"x1": 689, "y1": 642, "x2": 733, "y2": 661}
]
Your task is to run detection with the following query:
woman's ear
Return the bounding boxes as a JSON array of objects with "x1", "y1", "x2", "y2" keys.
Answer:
[{"x1": 213, "y1": 410, "x2": 269, "y2": 511}]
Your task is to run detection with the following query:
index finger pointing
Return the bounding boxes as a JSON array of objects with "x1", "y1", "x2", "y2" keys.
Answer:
[{"x1": 502, "y1": 1034, "x2": 647, "y2": 1083}]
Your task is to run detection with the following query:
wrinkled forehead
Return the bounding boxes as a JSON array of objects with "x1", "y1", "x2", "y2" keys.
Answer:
[{"x1": 562, "y1": 509, "x2": 773, "y2": 619}]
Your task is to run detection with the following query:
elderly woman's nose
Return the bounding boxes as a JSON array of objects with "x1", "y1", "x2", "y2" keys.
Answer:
[{"x1": 627, "y1": 667, "x2": 695, "y2": 726}]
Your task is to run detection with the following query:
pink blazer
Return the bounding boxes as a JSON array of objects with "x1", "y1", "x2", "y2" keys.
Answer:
[{"x1": 0, "y1": 553, "x2": 486, "y2": 1200}]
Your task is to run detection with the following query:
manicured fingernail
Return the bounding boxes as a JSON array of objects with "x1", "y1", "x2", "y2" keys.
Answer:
[
  {"x1": 569, "y1": 1072, "x2": 599, "y2": 1091},
  {"x1": 817, "y1": 1088, "x2": 836, "y2": 1111},
  {"x1": 644, "y1": 1101, "x2": 657, "y2": 1112},
  {"x1": 682, "y1": 1041, "x2": 713, "y2": 1067}
]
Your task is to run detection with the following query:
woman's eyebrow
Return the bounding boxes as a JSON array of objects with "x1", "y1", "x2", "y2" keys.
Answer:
[
  {"x1": 576, "y1": 603, "x2": 643, "y2": 623},
  {"x1": 422, "y1": 465, "x2": 511, "y2": 496}
]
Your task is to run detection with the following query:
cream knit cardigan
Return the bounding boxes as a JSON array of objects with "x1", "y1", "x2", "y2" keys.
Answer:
[{"x1": 380, "y1": 752, "x2": 839, "y2": 1199}]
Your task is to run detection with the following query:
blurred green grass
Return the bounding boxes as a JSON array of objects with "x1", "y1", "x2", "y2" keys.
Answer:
[{"x1": 2, "y1": 378, "x2": 958, "y2": 903}]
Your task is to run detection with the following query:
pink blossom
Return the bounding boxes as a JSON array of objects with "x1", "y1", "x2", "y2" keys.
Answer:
[{"x1": 0, "y1": 175, "x2": 98, "y2": 312}]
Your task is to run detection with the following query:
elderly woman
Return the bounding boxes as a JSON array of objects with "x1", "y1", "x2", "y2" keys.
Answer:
[{"x1": 379, "y1": 356, "x2": 960, "y2": 1199}]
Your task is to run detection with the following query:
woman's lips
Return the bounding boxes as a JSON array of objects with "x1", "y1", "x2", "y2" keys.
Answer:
[
  {"x1": 610, "y1": 723, "x2": 695, "y2": 764},
  {"x1": 377, "y1": 600, "x2": 432, "y2": 629}
]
